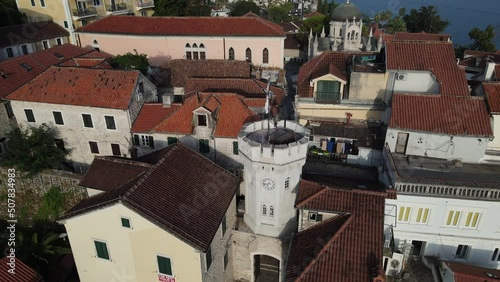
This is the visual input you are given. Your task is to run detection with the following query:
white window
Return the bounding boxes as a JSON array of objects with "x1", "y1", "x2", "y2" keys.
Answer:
[
  {"x1": 398, "y1": 206, "x2": 411, "y2": 223},
  {"x1": 56, "y1": 38, "x2": 63, "y2": 45},
  {"x1": 42, "y1": 40, "x2": 50, "y2": 50},
  {"x1": 197, "y1": 114, "x2": 207, "y2": 126},
  {"x1": 262, "y1": 204, "x2": 267, "y2": 216},
  {"x1": 40, "y1": 0, "x2": 45, "y2": 7},
  {"x1": 455, "y1": 244, "x2": 470, "y2": 259},
  {"x1": 140, "y1": 135, "x2": 151, "y2": 147},
  {"x1": 6, "y1": 47, "x2": 14, "y2": 58},
  {"x1": 285, "y1": 177, "x2": 290, "y2": 189},
  {"x1": 93, "y1": 0, "x2": 101, "y2": 5},
  {"x1": 491, "y1": 248, "x2": 500, "y2": 262},
  {"x1": 464, "y1": 212, "x2": 480, "y2": 228},
  {"x1": 269, "y1": 206, "x2": 274, "y2": 217},
  {"x1": 157, "y1": 255, "x2": 173, "y2": 276},
  {"x1": 21, "y1": 45, "x2": 28, "y2": 55},
  {"x1": 446, "y1": 210, "x2": 461, "y2": 227},
  {"x1": 308, "y1": 211, "x2": 318, "y2": 222},
  {"x1": 415, "y1": 208, "x2": 430, "y2": 224}
]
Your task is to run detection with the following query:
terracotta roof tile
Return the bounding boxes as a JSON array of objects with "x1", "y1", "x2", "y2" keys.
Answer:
[
  {"x1": 79, "y1": 156, "x2": 152, "y2": 192},
  {"x1": 303, "y1": 11, "x2": 324, "y2": 18},
  {"x1": 167, "y1": 59, "x2": 251, "y2": 87},
  {"x1": 286, "y1": 180, "x2": 387, "y2": 282},
  {"x1": 0, "y1": 257, "x2": 43, "y2": 282},
  {"x1": 390, "y1": 94, "x2": 493, "y2": 137},
  {"x1": 7, "y1": 67, "x2": 140, "y2": 110},
  {"x1": 393, "y1": 32, "x2": 451, "y2": 42},
  {"x1": 284, "y1": 34, "x2": 303, "y2": 50},
  {"x1": 444, "y1": 261, "x2": 500, "y2": 282},
  {"x1": 76, "y1": 15, "x2": 285, "y2": 37},
  {"x1": 0, "y1": 44, "x2": 93, "y2": 98},
  {"x1": 63, "y1": 143, "x2": 240, "y2": 252},
  {"x1": 495, "y1": 65, "x2": 500, "y2": 79},
  {"x1": 0, "y1": 21, "x2": 68, "y2": 48},
  {"x1": 484, "y1": 82, "x2": 500, "y2": 113},
  {"x1": 131, "y1": 103, "x2": 180, "y2": 133},
  {"x1": 328, "y1": 63, "x2": 347, "y2": 81},
  {"x1": 297, "y1": 51, "x2": 374, "y2": 98},
  {"x1": 386, "y1": 42, "x2": 469, "y2": 95},
  {"x1": 184, "y1": 77, "x2": 285, "y2": 104},
  {"x1": 134, "y1": 93, "x2": 261, "y2": 138}
]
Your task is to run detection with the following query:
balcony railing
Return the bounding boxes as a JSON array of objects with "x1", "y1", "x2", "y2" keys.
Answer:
[
  {"x1": 314, "y1": 92, "x2": 341, "y2": 104},
  {"x1": 136, "y1": 0, "x2": 154, "y2": 7},
  {"x1": 106, "y1": 3, "x2": 128, "y2": 12},
  {"x1": 72, "y1": 7, "x2": 97, "y2": 17}
]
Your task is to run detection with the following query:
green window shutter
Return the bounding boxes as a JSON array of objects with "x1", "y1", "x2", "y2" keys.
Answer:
[
  {"x1": 148, "y1": 136, "x2": 154, "y2": 148},
  {"x1": 233, "y1": 141, "x2": 239, "y2": 155},
  {"x1": 121, "y1": 217, "x2": 130, "y2": 228},
  {"x1": 94, "y1": 241, "x2": 109, "y2": 260},
  {"x1": 168, "y1": 137, "x2": 178, "y2": 145},
  {"x1": 157, "y1": 256, "x2": 173, "y2": 276},
  {"x1": 133, "y1": 135, "x2": 140, "y2": 146},
  {"x1": 206, "y1": 246, "x2": 212, "y2": 270},
  {"x1": 222, "y1": 216, "x2": 227, "y2": 236},
  {"x1": 199, "y1": 139, "x2": 209, "y2": 153}
]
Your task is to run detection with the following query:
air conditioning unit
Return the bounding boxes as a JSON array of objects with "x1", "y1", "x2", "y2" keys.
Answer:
[{"x1": 396, "y1": 73, "x2": 408, "y2": 81}]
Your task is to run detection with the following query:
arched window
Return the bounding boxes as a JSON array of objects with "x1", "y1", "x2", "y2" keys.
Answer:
[
  {"x1": 92, "y1": 39, "x2": 99, "y2": 51},
  {"x1": 228, "y1": 47, "x2": 234, "y2": 60},
  {"x1": 269, "y1": 206, "x2": 274, "y2": 217},
  {"x1": 262, "y1": 204, "x2": 267, "y2": 215},
  {"x1": 192, "y1": 43, "x2": 198, "y2": 48},
  {"x1": 245, "y1": 48, "x2": 252, "y2": 62},
  {"x1": 285, "y1": 177, "x2": 290, "y2": 189},
  {"x1": 347, "y1": 32, "x2": 350, "y2": 39},
  {"x1": 93, "y1": 39, "x2": 98, "y2": 45},
  {"x1": 199, "y1": 43, "x2": 206, "y2": 60},
  {"x1": 339, "y1": 28, "x2": 342, "y2": 36},
  {"x1": 262, "y1": 48, "x2": 269, "y2": 64},
  {"x1": 351, "y1": 32, "x2": 355, "y2": 40},
  {"x1": 355, "y1": 32, "x2": 359, "y2": 40},
  {"x1": 185, "y1": 43, "x2": 191, "y2": 48},
  {"x1": 199, "y1": 43, "x2": 205, "y2": 48}
]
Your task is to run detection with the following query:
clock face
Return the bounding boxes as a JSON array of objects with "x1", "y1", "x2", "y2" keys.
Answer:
[{"x1": 262, "y1": 178, "x2": 275, "y2": 191}]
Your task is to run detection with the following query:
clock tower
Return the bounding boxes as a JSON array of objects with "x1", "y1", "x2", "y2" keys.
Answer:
[{"x1": 238, "y1": 120, "x2": 309, "y2": 237}]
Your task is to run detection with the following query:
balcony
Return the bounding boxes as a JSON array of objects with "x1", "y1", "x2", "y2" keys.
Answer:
[
  {"x1": 136, "y1": 0, "x2": 154, "y2": 9},
  {"x1": 106, "y1": 3, "x2": 130, "y2": 15},
  {"x1": 72, "y1": 7, "x2": 98, "y2": 20},
  {"x1": 314, "y1": 92, "x2": 341, "y2": 104}
]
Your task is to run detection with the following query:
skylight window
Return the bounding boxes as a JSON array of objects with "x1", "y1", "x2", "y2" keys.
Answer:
[
  {"x1": 53, "y1": 52, "x2": 64, "y2": 59},
  {"x1": 20, "y1": 63, "x2": 32, "y2": 71}
]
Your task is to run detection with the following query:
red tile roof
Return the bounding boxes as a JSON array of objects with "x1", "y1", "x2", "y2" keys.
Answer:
[
  {"x1": 464, "y1": 50, "x2": 497, "y2": 58},
  {"x1": 284, "y1": 34, "x2": 303, "y2": 50},
  {"x1": 58, "y1": 50, "x2": 113, "y2": 68},
  {"x1": 495, "y1": 64, "x2": 500, "y2": 80},
  {"x1": 63, "y1": 143, "x2": 240, "y2": 252},
  {"x1": 444, "y1": 261, "x2": 500, "y2": 282},
  {"x1": 0, "y1": 257, "x2": 43, "y2": 282},
  {"x1": 7, "y1": 67, "x2": 140, "y2": 110},
  {"x1": 303, "y1": 11, "x2": 324, "y2": 18},
  {"x1": 131, "y1": 103, "x2": 180, "y2": 132},
  {"x1": 484, "y1": 82, "x2": 500, "y2": 114},
  {"x1": 0, "y1": 44, "x2": 93, "y2": 99},
  {"x1": 390, "y1": 94, "x2": 493, "y2": 137},
  {"x1": 79, "y1": 156, "x2": 152, "y2": 192},
  {"x1": 386, "y1": 42, "x2": 469, "y2": 95},
  {"x1": 133, "y1": 93, "x2": 261, "y2": 138},
  {"x1": 0, "y1": 21, "x2": 68, "y2": 48},
  {"x1": 167, "y1": 59, "x2": 251, "y2": 87},
  {"x1": 297, "y1": 51, "x2": 374, "y2": 98},
  {"x1": 184, "y1": 77, "x2": 285, "y2": 104},
  {"x1": 286, "y1": 180, "x2": 388, "y2": 282},
  {"x1": 76, "y1": 15, "x2": 285, "y2": 37},
  {"x1": 393, "y1": 32, "x2": 451, "y2": 42}
]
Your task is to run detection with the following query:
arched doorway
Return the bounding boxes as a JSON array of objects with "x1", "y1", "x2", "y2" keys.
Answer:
[{"x1": 253, "y1": 254, "x2": 280, "y2": 282}]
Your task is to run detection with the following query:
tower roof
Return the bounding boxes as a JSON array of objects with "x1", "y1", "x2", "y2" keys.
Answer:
[{"x1": 331, "y1": 1, "x2": 362, "y2": 21}]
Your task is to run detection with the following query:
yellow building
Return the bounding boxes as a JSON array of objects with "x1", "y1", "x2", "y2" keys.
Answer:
[
  {"x1": 59, "y1": 144, "x2": 239, "y2": 282},
  {"x1": 15, "y1": 0, "x2": 155, "y2": 43}
]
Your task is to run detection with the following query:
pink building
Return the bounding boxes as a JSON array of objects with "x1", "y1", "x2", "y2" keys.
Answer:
[{"x1": 75, "y1": 15, "x2": 286, "y2": 68}]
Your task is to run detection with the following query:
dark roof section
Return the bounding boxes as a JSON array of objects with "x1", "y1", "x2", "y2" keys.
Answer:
[
  {"x1": 0, "y1": 44, "x2": 93, "y2": 99},
  {"x1": 484, "y1": 82, "x2": 500, "y2": 114},
  {"x1": 166, "y1": 59, "x2": 251, "y2": 87},
  {"x1": 393, "y1": 32, "x2": 451, "y2": 42},
  {"x1": 444, "y1": 260, "x2": 500, "y2": 282},
  {"x1": 76, "y1": 15, "x2": 285, "y2": 37},
  {"x1": 390, "y1": 94, "x2": 493, "y2": 137},
  {"x1": 0, "y1": 21, "x2": 69, "y2": 48},
  {"x1": 0, "y1": 257, "x2": 43, "y2": 282},
  {"x1": 63, "y1": 143, "x2": 240, "y2": 252},
  {"x1": 286, "y1": 180, "x2": 388, "y2": 281},
  {"x1": 297, "y1": 51, "x2": 375, "y2": 98},
  {"x1": 307, "y1": 121, "x2": 386, "y2": 149},
  {"x1": 79, "y1": 156, "x2": 152, "y2": 192}
]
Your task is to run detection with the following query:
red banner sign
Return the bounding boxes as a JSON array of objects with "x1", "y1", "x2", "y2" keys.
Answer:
[{"x1": 158, "y1": 274, "x2": 175, "y2": 282}]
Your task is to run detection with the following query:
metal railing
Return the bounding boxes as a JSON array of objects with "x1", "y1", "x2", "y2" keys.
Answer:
[
  {"x1": 72, "y1": 7, "x2": 97, "y2": 17},
  {"x1": 136, "y1": 0, "x2": 154, "y2": 7},
  {"x1": 106, "y1": 3, "x2": 128, "y2": 12}
]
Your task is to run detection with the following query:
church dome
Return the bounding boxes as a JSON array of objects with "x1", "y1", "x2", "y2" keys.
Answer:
[{"x1": 331, "y1": 1, "x2": 362, "y2": 21}]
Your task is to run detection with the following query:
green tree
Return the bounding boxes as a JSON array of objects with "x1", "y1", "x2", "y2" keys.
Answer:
[
  {"x1": 0, "y1": 0, "x2": 25, "y2": 27},
  {"x1": 317, "y1": 0, "x2": 323, "y2": 13},
  {"x1": 112, "y1": 51, "x2": 149, "y2": 75},
  {"x1": 387, "y1": 16, "x2": 406, "y2": 34},
  {"x1": 230, "y1": 1, "x2": 260, "y2": 16},
  {"x1": 3, "y1": 124, "x2": 69, "y2": 176},
  {"x1": 374, "y1": 10, "x2": 392, "y2": 22},
  {"x1": 154, "y1": 0, "x2": 188, "y2": 16},
  {"x1": 268, "y1": 3, "x2": 292, "y2": 23},
  {"x1": 469, "y1": 25, "x2": 497, "y2": 52},
  {"x1": 37, "y1": 186, "x2": 68, "y2": 221},
  {"x1": 403, "y1": 6, "x2": 449, "y2": 34},
  {"x1": 299, "y1": 14, "x2": 326, "y2": 40}
]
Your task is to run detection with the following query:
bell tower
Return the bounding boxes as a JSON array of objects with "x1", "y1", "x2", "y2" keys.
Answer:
[{"x1": 238, "y1": 120, "x2": 309, "y2": 237}]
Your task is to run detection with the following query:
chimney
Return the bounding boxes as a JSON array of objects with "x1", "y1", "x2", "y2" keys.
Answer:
[{"x1": 162, "y1": 94, "x2": 172, "y2": 107}]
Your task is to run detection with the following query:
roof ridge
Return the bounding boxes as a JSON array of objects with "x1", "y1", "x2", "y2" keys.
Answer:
[
  {"x1": 295, "y1": 184, "x2": 328, "y2": 208},
  {"x1": 93, "y1": 156, "x2": 153, "y2": 168},
  {"x1": 296, "y1": 215, "x2": 353, "y2": 282}
]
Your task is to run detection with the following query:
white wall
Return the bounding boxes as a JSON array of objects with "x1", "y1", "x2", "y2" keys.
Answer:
[
  {"x1": 385, "y1": 128, "x2": 489, "y2": 163},
  {"x1": 385, "y1": 194, "x2": 500, "y2": 270},
  {"x1": 488, "y1": 115, "x2": 500, "y2": 150},
  {"x1": 385, "y1": 70, "x2": 440, "y2": 103},
  {"x1": 346, "y1": 147, "x2": 381, "y2": 167},
  {"x1": 0, "y1": 43, "x2": 35, "y2": 60}
]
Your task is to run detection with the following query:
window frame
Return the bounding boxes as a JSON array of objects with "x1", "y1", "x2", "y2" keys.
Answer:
[
  {"x1": 223, "y1": 249, "x2": 229, "y2": 271},
  {"x1": 105, "y1": 115, "x2": 116, "y2": 130},
  {"x1": 42, "y1": 40, "x2": 50, "y2": 50},
  {"x1": 6, "y1": 47, "x2": 14, "y2": 58},
  {"x1": 491, "y1": 248, "x2": 500, "y2": 262},
  {"x1": 157, "y1": 255, "x2": 174, "y2": 276},
  {"x1": 63, "y1": 21, "x2": 68, "y2": 28},
  {"x1": 53, "y1": 111, "x2": 64, "y2": 125},
  {"x1": 30, "y1": 0, "x2": 35, "y2": 6},
  {"x1": 82, "y1": 113, "x2": 94, "y2": 128},
  {"x1": 233, "y1": 141, "x2": 238, "y2": 155},
  {"x1": 221, "y1": 215, "x2": 227, "y2": 237},
  {"x1": 4, "y1": 103, "x2": 14, "y2": 119},
  {"x1": 40, "y1": 0, "x2": 45, "y2": 7},
  {"x1": 445, "y1": 210, "x2": 462, "y2": 227},
  {"x1": 89, "y1": 141, "x2": 99, "y2": 154},
  {"x1": 167, "y1": 137, "x2": 178, "y2": 145},
  {"x1": 262, "y1": 204, "x2": 267, "y2": 216},
  {"x1": 464, "y1": 211, "x2": 481, "y2": 229},
  {"x1": 285, "y1": 177, "x2": 290, "y2": 189},
  {"x1": 121, "y1": 217, "x2": 131, "y2": 228},
  {"x1": 56, "y1": 37, "x2": 63, "y2": 45},
  {"x1": 228, "y1": 47, "x2": 235, "y2": 60},
  {"x1": 197, "y1": 114, "x2": 207, "y2": 126},
  {"x1": 455, "y1": 244, "x2": 470, "y2": 260},
  {"x1": 262, "y1": 48, "x2": 269, "y2": 64},
  {"x1": 245, "y1": 47, "x2": 252, "y2": 62},
  {"x1": 94, "y1": 240, "x2": 110, "y2": 260},
  {"x1": 205, "y1": 245, "x2": 212, "y2": 271},
  {"x1": 111, "y1": 143, "x2": 121, "y2": 156},
  {"x1": 199, "y1": 139, "x2": 209, "y2": 153},
  {"x1": 397, "y1": 206, "x2": 412, "y2": 223},
  {"x1": 415, "y1": 207, "x2": 430, "y2": 224},
  {"x1": 24, "y1": 109, "x2": 36, "y2": 123},
  {"x1": 21, "y1": 44, "x2": 29, "y2": 55},
  {"x1": 133, "y1": 134, "x2": 154, "y2": 148}
]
